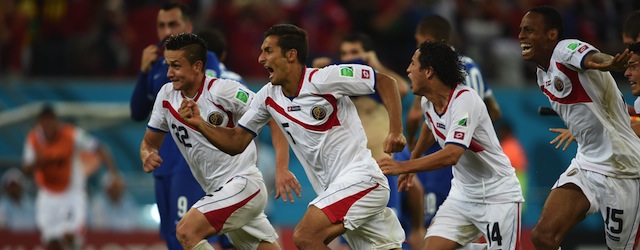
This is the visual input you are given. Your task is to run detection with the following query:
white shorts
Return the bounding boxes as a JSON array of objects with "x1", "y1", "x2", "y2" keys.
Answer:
[
  {"x1": 35, "y1": 188, "x2": 86, "y2": 243},
  {"x1": 426, "y1": 198, "x2": 521, "y2": 250},
  {"x1": 553, "y1": 163, "x2": 640, "y2": 249},
  {"x1": 193, "y1": 175, "x2": 278, "y2": 249},
  {"x1": 311, "y1": 178, "x2": 405, "y2": 250}
]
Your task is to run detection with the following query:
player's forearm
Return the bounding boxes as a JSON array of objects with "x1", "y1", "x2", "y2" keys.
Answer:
[
  {"x1": 484, "y1": 97, "x2": 502, "y2": 123},
  {"x1": 269, "y1": 119, "x2": 290, "y2": 173},
  {"x1": 97, "y1": 144, "x2": 119, "y2": 175},
  {"x1": 405, "y1": 149, "x2": 459, "y2": 173},
  {"x1": 406, "y1": 178, "x2": 425, "y2": 229},
  {"x1": 195, "y1": 121, "x2": 251, "y2": 156},
  {"x1": 411, "y1": 125, "x2": 434, "y2": 159},
  {"x1": 140, "y1": 141, "x2": 158, "y2": 164},
  {"x1": 406, "y1": 98, "x2": 423, "y2": 146},
  {"x1": 376, "y1": 73, "x2": 403, "y2": 134}
]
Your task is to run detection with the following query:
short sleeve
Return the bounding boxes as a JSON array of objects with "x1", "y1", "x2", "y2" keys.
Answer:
[
  {"x1": 444, "y1": 90, "x2": 482, "y2": 148},
  {"x1": 213, "y1": 79, "x2": 255, "y2": 120},
  {"x1": 310, "y1": 64, "x2": 376, "y2": 98},
  {"x1": 556, "y1": 39, "x2": 598, "y2": 70},
  {"x1": 238, "y1": 85, "x2": 272, "y2": 136},
  {"x1": 147, "y1": 84, "x2": 171, "y2": 132}
]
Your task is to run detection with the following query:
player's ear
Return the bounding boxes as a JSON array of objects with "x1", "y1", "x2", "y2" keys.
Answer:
[
  {"x1": 424, "y1": 66, "x2": 434, "y2": 79},
  {"x1": 547, "y1": 28, "x2": 558, "y2": 41},
  {"x1": 194, "y1": 60, "x2": 203, "y2": 72},
  {"x1": 286, "y1": 49, "x2": 298, "y2": 63}
]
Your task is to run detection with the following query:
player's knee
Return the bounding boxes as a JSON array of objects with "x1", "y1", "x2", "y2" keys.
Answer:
[
  {"x1": 292, "y1": 228, "x2": 318, "y2": 248},
  {"x1": 176, "y1": 221, "x2": 197, "y2": 247}
]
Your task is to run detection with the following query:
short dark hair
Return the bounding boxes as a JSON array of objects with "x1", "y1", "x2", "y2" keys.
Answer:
[
  {"x1": 528, "y1": 6, "x2": 564, "y2": 40},
  {"x1": 629, "y1": 42, "x2": 640, "y2": 54},
  {"x1": 197, "y1": 29, "x2": 226, "y2": 60},
  {"x1": 38, "y1": 103, "x2": 56, "y2": 119},
  {"x1": 341, "y1": 33, "x2": 374, "y2": 52},
  {"x1": 160, "y1": 0, "x2": 191, "y2": 21},
  {"x1": 417, "y1": 41, "x2": 464, "y2": 88},
  {"x1": 623, "y1": 11, "x2": 640, "y2": 44},
  {"x1": 264, "y1": 24, "x2": 308, "y2": 64},
  {"x1": 416, "y1": 14, "x2": 452, "y2": 43},
  {"x1": 165, "y1": 33, "x2": 208, "y2": 71}
]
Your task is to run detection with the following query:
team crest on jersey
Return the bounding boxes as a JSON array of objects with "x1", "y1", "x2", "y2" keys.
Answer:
[
  {"x1": 566, "y1": 168, "x2": 579, "y2": 176},
  {"x1": 554, "y1": 77, "x2": 564, "y2": 91},
  {"x1": 362, "y1": 69, "x2": 370, "y2": 79},
  {"x1": 454, "y1": 131, "x2": 465, "y2": 140},
  {"x1": 339, "y1": 66, "x2": 354, "y2": 77},
  {"x1": 310, "y1": 105, "x2": 327, "y2": 120},
  {"x1": 207, "y1": 111, "x2": 225, "y2": 126}
]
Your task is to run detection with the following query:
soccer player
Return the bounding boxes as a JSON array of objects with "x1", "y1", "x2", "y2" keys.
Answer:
[
  {"x1": 129, "y1": 1, "x2": 224, "y2": 248},
  {"x1": 519, "y1": 6, "x2": 640, "y2": 249},
  {"x1": 626, "y1": 43, "x2": 640, "y2": 137},
  {"x1": 23, "y1": 104, "x2": 122, "y2": 249},
  {"x1": 140, "y1": 33, "x2": 290, "y2": 250},
  {"x1": 395, "y1": 15, "x2": 504, "y2": 247},
  {"x1": 378, "y1": 40, "x2": 524, "y2": 250},
  {"x1": 178, "y1": 24, "x2": 407, "y2": 249}
]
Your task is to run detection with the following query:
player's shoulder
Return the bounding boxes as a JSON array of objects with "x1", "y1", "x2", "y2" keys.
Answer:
[{"x1": 555, "y1": 39, "x2": 596, "y2": 54}]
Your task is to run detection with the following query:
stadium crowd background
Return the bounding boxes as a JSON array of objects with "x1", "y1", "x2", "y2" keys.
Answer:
[{"x1": 0, "y1": 0, "x2": 639, "y2": 249}]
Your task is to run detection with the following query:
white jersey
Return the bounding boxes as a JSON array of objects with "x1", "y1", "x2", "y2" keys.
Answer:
[
  {"x1": 421, "y1": 85, "x2": 523, "y2": 203},
  {"x1": 148, "y1": 76, "x2": 262, "y2": 193},
  {"x1": 537, "y1": 39, "x2": 640, "y2": 178},
  {"x1": 634, "y1": 97, "x2": 640, "y2": 114},
  {"x1": 239, "y1": 64, "x2": 389, "y2": 193}
]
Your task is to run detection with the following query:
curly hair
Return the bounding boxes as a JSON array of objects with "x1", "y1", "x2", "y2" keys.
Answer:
[
  {"x1": 264, "y1": 24, "x2": 309, "y2": 64},
  {"x1": 417, "y1": 41, "x2": 464, "y2": 88},
  {"x1": 165, "y1": 33, "x2": 208, "y2": 71}
]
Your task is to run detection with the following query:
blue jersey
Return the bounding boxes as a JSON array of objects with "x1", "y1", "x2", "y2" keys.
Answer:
[{"x1": 130, "y1": 50, "x2": 222, "y2": 176}]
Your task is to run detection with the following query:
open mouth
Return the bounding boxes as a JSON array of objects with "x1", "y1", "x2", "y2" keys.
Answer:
[
  {"x1": 265, "y1": 66, "x2": 274, "y2": 78},
  {"x1": 521, "y1": 43, "x2": 532, "y2": 55}
]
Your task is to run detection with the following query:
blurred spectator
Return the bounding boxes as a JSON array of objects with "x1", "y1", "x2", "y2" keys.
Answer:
[
  {"x1": 197, "y1": 28, "x2": 244, "y2": 83},
  {"x1": 23, "y1": 104, "x2": 122, "y2": 249},
  {"x1": 497, "y1": 121, "x2": 528, "y2": 210},
  {"x1": 0, "y1": 0, "x2": 34, "y2": 76},
  {"x1": 89, "y1": 172, "x2": 138, "y2": 231},
  {"x1": 0, "y1": 167, "x2": 36, "y2": 232}
]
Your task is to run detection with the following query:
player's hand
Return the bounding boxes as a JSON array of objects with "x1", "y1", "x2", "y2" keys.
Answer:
[
  {"x1": 142, "y1": 151, "x2": 163, "y2": 173},
  {"x1": 179, "y1": 99, "x2": 202, "y2": 127},
  {"x1": 383, "y1": 133, "x2": 406, "y2": 153},
  {"x1": 377, "y1": 156, "x2": 405, "y2": 176},
  {"x1": 275, "y1": 170, "x2": 302, "y2": 202},
  {"x1": 549, "y1": 128, "x2": 575, "y2": 151},
  {"x1": 587, "y1": 49, "x2": 632, "y2": 72},
  {"x1": 397, "y1": 173, "x2": 415, "y2": 191},
  {"x1": 312, "y1": 57, "x2": 331, "y2": 68},
  {"x1": 141, "y1": 45, "x2": 159, "y2": 73}
]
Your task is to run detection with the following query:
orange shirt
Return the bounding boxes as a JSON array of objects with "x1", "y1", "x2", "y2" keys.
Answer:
[{"x1": 26, "y1": 124, "x2": 76, "y2": 193}]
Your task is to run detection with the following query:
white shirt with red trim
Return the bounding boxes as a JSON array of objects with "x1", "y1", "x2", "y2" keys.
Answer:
[
  {"x1": 148, "y1": 76, "x2": 261, "y2": 193},
  {"x1": 422, "y1": 84, "x2": 523, "y2": 203},
  {"x1": 537, "y1": 39, "x2": 640, "y2": 178},
  {"x1": 239, "y1": 64, "x2": 389, "y2": 194}
]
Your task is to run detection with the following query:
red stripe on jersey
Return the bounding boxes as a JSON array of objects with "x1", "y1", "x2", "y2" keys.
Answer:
[
  {"x1": 321, "y1": 183, "x2": 379, "y2": 223},
  {"x1": 265, "y1": 95, "x2": 341, "y2": 131},
  {"x1": 203, "y1": 189, "x2": 260, "y2": 232},
  {"x1": 454, "y1": 89, "x2": 469, "y2": 99},
  {"x1": 162, "y1": 101, "x2": 197, "y2": 131},
  {"x1": 208, "y1": 100, "x2": 234, "y2": 128},
  {"x1": 425, "y1": 112, "x2": 446, "y2": 140},
  {"x1": 293, "y1": 67, "x2": 308, "y2": 97},
  {"x1": 468, "y1": 140, "x2": 484, "y2": 152},
  {"x1": 439, "y1": 88, "x2": 463, "y2": 115},
  {"x1": 541, "y1": 63, "x2": 593, "y2": 104},
  {"x1": 180, "y1": 75, "x2": 207, "y2": 101},
  {"x1": 308, "y1": 68, "x2": 319, "y2": 82},
  {"x1": 207, "y1": 78, "x2": 217, "y2": 90}
]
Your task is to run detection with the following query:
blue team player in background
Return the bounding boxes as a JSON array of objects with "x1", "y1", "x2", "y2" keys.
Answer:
[
  {"x1": 129, "y1": 1, "x2": 224, "y2": 249},
  {"x1": 397, "y1": 14, "x2": 502, "y2": 241}
]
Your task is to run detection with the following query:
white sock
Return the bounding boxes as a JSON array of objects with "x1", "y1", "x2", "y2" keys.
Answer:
[
  {"x1": 192, "y1": 239, "x2": 215, "y2": 250},
  {"x1": 457, "y1": 243, "x2": 487, "y2": 250}
]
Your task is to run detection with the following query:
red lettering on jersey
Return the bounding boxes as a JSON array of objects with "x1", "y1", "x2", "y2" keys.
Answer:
[
  {"x1": 578, "y1": 45, "x2": 588, "y2": 53},
  {"x1": 362, "y1": 69, "x2": 370, "y2": 79},
  {"x1": 454, "y1": 131, "x2": 465, "y2": 140}
]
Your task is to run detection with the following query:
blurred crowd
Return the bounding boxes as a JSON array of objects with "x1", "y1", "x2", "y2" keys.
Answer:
[{"x1": 1, "y1": 0, "x2": 637, "y2": 85}]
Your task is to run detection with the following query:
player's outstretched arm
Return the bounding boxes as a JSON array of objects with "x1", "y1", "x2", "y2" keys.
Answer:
[
  {"x1": 375, "y1": 72, "x2": 406, "y2": 153},
  {"x1": 585, "y1": 49, "x2": 632, "y2": 72},
  {"x1": 179, "y1": 99, "x2": 254, "y2": 155},
  {"x1": 140, "y1": 129, "x2": 165, "y2": 173},
  {"x1": 269, "y1": 119, "x2": 302, "y2": 202}
]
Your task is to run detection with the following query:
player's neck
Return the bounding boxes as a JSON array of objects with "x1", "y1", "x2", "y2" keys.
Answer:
[{"x1": 282, "y1": 65, "x2": 305, "y2": 97}]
